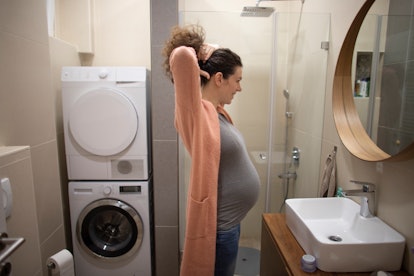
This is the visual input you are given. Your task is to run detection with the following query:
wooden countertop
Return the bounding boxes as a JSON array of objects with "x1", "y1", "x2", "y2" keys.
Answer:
[{"x1": 262, "y1": 213, "x2": 409, "y2": 276}]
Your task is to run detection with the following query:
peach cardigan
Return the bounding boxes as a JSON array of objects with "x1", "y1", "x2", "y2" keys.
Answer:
[{"x1": 170, "y1": 46, "x2": 233, "y2": 276}]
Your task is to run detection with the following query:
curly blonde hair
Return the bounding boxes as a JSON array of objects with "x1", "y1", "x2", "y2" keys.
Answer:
[{"x1": 162, "y1": 24, "x2": 205, "y2": 82}]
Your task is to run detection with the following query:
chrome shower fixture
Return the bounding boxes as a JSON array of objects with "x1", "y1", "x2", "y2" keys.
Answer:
[
  {"x1": 241, "y1": 6, "x2": 274, "y2": 17},
  {"x1": 241, "y1": 0, "x2": 304, "y2": 17},
  {"x1": 241, "y1": 0, "x2": 274, "y2": 17},
  {"x1": 255, "y1": 0, "x2": 305, "y2": 6},
  {"x1": 283, "y1": 89, "x2": 293, "y2": 118},
  {"x1": 292, "y1": 146, "x2": 300, "y2": 167},
  {"x1": 263, "y1": 0, "x2": 305, "y2": 3}
]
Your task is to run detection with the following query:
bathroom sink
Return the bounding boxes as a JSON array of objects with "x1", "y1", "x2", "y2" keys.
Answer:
[{"x1": 285, "y1": 197, "x2": 405, "y2": 272}]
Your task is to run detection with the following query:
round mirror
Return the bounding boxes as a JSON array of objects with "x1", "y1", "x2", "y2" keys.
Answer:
[{"x1": 333, "y1": 0, "x2": 414, "y2": 161}]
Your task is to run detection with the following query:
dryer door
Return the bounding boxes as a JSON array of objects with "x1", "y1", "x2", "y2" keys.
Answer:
[
  {"x1": 77, "y1": 198, "x2": 144, "y2": 260},
  {"x1": 69, "y1": 87, "x2": 138, "y2": 156}
]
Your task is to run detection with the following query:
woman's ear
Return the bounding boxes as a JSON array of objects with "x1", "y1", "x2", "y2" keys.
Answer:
[{"x1": 213, "y1": 72, "x2": 223, "y2": 86}]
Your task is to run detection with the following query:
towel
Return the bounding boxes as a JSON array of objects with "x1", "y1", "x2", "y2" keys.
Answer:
[{"x1": 319, "y1": 146, "x2": 337, "y2": 197}]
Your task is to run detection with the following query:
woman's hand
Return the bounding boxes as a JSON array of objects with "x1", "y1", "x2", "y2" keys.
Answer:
[
  {"x1": 198, "y1": 43, "x2": 219, "y2": 62},
  {"x1": 199, "y1": 69, "x2": 210, "y2": 80},
  {"x1": 198, "y1": 43, "x2": 219, "y2": 79}
]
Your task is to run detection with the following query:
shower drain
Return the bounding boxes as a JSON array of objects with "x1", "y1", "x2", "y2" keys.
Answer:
[{"x1": 328, "y1": 235, "x2": 342, "y2": 242}]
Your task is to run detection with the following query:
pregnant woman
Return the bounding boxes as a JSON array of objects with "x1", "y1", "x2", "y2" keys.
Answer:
[{"x1": 163, "y1": 24, "x2": 260, "y2": 276}]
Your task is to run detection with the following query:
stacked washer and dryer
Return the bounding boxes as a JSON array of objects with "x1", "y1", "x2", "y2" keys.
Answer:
[{"x1": 61, "y1": 67, "x2": 153, "y2": 276}]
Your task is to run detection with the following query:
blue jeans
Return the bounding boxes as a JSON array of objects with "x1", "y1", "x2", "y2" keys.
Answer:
[{"x1": 214, "y1": 224, "x2": 240, "y2": 276}]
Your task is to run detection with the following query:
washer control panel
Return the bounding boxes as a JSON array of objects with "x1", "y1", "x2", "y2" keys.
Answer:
[
  {"x1": 120, "y1": 185, "x2": 142, "y2": 194},
  {"x1": 100, "y1": 184, "x2": 142, "y2": 197},
  {"x1": 103, "y1": 186, "x2": 112, "y2": 196}
]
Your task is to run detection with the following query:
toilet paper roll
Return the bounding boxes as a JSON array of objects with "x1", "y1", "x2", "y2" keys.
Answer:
[{"x1": 47, "y1": 249, "x2": 74, "y2": 276}]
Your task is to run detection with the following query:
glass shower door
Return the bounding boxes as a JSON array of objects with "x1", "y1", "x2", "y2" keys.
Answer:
[
  {"x1": 178, "y1": 11, "x2": 275, "y2": 250},
  {"x1": 178, "y1": 11, "x2": 331, "y2": 251}
]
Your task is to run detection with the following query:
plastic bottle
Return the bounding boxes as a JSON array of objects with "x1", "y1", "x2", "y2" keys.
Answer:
[
  {"x1": 336, "y1": 187, "x2": 343, "y2": 197},
  {"x1": 301, "y1": 255, "x2": 316, "y2": 273}
]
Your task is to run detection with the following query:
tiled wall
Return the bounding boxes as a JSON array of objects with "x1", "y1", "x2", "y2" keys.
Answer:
[
  {"x1": 49, "y1": 36, "x2": 82, "y2": 251},
  {"x1": 0, "y1": 1, "x2": 67, "y2": 275},
  {"x1": 0, "y1": 147, "x2": 42, "y2": 275},
  {"x1": 150, "y1": 1, "x2": 181, "y2": 275}
]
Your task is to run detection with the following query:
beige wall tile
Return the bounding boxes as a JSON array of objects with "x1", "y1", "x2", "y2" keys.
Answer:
[
  {"x1": 40, "y1": 225, "x2": 67, "y2": 276},
  {"x1": 0, "y1": 148, "x2": 42, "y2": 276},
  {"x1": 31, "y1": 142, "x2": 63, "y2": 243},
  {"x1": 0, "y1": 32, "x2": 55, "y2": 147},
  {"x1": 0, "y1": 0, "x2": 69, "y2": 275},
  {"x1": 0, "y1": 0, "x2": 49, "y2": 45}
]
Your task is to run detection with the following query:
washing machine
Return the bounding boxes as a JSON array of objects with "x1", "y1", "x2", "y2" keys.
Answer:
[
  {"x1": 62, "y1": 66, "x2": 151, "y2": 180},
  {"x1": 69, "y1": 181, "x2": 153, "y2": 276}
]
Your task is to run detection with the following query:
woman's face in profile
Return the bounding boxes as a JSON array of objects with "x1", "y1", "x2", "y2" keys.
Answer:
[{"x1": 219, "y1": 66, "x2": 243, "y2": 106}]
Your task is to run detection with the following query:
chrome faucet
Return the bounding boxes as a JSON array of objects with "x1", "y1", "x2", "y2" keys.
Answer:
[{"x1": 341, "y1": 180, "x2": 376, "y2": 218}]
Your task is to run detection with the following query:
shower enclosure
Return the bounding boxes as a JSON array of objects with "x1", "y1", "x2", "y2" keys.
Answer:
[{"x1": 179, "y1": 11, "x2": 330, "y2": 250}]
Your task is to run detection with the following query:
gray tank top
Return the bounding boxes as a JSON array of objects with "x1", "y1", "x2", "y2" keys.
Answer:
[{"x1": 217, "y1": 113, "x2": 260, "y2": 231}]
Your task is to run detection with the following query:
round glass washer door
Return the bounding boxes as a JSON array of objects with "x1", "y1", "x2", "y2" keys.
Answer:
[
  {"x1": 69, "y1": 87, "x2": 138, "y2": 156},
  {"x1": 77, "y1": 198, "x2": 144, "y2": 261}
]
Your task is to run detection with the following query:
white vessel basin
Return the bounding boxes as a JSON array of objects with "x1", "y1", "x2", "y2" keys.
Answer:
[{"x1": 285, "y1": 197, "x2": 405, "y2": 272}]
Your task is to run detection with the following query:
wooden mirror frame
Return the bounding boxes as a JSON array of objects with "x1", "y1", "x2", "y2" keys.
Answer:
[{"x1": 333, "y1": 0, "x2": 414, "y2": 162}]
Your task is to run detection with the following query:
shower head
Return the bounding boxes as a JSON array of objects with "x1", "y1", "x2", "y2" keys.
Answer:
[
  {"x1": 283, "y1": 89, "x2": 290, "y2": 99},
  {"x1": 241, "y1": 6, "x2": 275, "y2": 17}
]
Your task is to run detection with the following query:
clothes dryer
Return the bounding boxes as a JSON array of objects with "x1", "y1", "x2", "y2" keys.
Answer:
[
  {"x1": 62, "y1": 67, "x2": 151, "y2": 180},
  {"x1": 69, "y1": 181, "x2": 153, "y2": 276}
]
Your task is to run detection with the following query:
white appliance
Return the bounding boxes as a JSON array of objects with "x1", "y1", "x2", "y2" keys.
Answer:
[
  {"x1": 62, "y1": 67, "x2": 151, "y2": 180},
  {"x1": 69, "y1": 181, "x2": 152, "y2": 276}
]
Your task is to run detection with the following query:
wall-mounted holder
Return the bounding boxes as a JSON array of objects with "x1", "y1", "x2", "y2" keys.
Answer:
[
  {"x1": 0, "y1": 233, "x2": 24, "y2": 261},
  {"x1": 0, "y1": 178, "x2": 12, "y2": 218}
]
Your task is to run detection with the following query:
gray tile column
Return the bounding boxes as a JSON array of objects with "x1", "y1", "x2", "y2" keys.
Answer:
[{"x1": 150, "y1": 1, "x2": 180, "y2": 275}]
